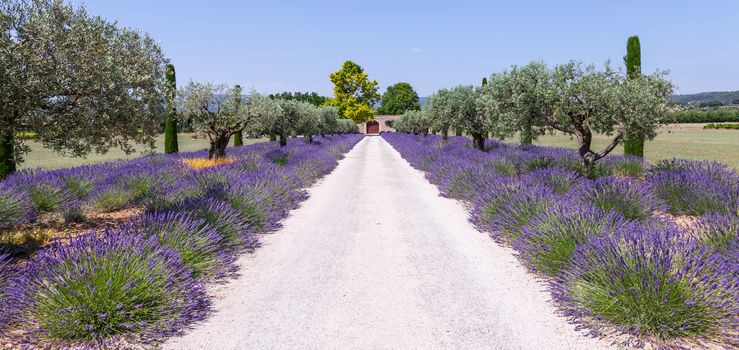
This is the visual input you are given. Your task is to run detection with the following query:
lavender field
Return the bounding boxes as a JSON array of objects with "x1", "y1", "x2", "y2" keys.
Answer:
[
  {"x1": 382, "y1": 132, "x2": 738, "y2": 349},
  {"x1": 0, "y1": 135, "x2": 361, "y2": 348},
  {"x1": 3, "y1": 0, "x2": 739, "y2": 348}
]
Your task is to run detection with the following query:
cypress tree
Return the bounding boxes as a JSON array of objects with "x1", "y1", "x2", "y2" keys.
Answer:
[
  {"x1": 233, "y1": 85, "x2": 244, "y2": 146},
  {"x1": 623, "y1": 36, "x2": 644, "y2": 156},
  {"x1": 164, "y1": 64, "x2": 178, "y2": 154},
  {"x1": 482, "y1": 77, "x2": 488, "y2": 87},
  {"x1": 0, "y1": 130, "x2": 15, "y2": 179}
]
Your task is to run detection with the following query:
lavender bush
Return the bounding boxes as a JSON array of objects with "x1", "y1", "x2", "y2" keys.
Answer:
[
  {"x1": 569, "y1": 177, "x2": 665, "y2": 221},
  {"x1": 553, "y1": 223, "x2": 737, "y2": 345},
  {"x1": 12, "y1": 229, "x2": 208, "y2": 345},
  {"x1": 689, "y1": 214, "x2": 738, "y2": 257},
  {"x1": 522, "y1": 167, "x2": 583, "y2": 194},
  {"x1": 472, "y1": 179, "x2": 556, "y2": 243},
  {"x1": 0, "y1": 187, "x2": 37, "y2": 229},
  {"x1": 0, "y1": 253, "x2": 16, "y2": 329},
  {"x1": 516, "y1": 203, "x2": 630, "y2": 276},
  {"x1": 126, "y1": 212, "x2": 231, "y2": 278},
  {"x1": 648, "y1": 170, "x2": 738, "y2": 217},
  {"x1": 180, "y1": 198, "x2": 259, "y2": 251}
]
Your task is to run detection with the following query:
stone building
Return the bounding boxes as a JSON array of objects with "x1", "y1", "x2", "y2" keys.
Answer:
[{"x1": 357, "y1": 115, "x2": 402, "y2": 134}]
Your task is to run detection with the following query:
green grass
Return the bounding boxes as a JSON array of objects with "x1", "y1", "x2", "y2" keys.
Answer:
[
  {"x1": 19, "y1": 133, "x2": 267, "y2": 170},
  {"x1": 524, "y1": 124, "x2": 739, "y2": 169}
]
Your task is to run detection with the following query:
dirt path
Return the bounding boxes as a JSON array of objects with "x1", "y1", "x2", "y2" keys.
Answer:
[{"x1": 164, "y1": 136, "x2": 613, "y2": 350}]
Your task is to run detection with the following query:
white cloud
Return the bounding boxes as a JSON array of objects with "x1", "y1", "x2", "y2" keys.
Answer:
[{"x1": 410, "y1": 47, "x2": 423, "y2": 54}]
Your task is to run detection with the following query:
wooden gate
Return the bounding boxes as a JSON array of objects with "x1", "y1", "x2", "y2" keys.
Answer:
[{"x1": 366, "y1": 121, "x2": 379, "y2": 134}]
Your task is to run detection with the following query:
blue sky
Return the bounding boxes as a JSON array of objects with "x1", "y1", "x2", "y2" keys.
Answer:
[{"x1": 73, "y1": 0, "x2": 739, "y2": 96}]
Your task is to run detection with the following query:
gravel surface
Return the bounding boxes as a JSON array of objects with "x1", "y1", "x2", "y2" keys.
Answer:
[{"x1": 164, "y1": 136, "x2": 614, "y2": 350}]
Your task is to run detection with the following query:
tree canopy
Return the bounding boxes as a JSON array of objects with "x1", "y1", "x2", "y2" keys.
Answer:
[
  {"x1": 487, "y1": 61, "x2": 673, "y2": 168},
  {"x1": 0, "y1": 0, "x2": 167, "y2": 178},
  {"x1": 324, "y1": 60, "x2": 380, "y2": 124},
  {"x1": 377, "y1": 82, "x2": 421, "y2": 115},
  {"x1": 178, "y1": 82, "x2": 251, "y2": 158},
  {"x1": 394, "y1": 110, "x2": 430, "y2": 135},
  {"x1": 425, "y1": 89, "x2": 454, "y2": 140},
  {"x1": 269, "y1": 91, "x2": 327, "y2": 107}
]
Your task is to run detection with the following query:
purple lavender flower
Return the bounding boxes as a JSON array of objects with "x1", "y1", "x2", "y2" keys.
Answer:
[
  {"x1": 516, "y1": 202, "x2": 631, "y2": 276},
  {"x1": 688, "y1": 214, "x2": 738, "y2": 259},
  {"x1": 522, "y1": 167, "x2": 583, "y2": 195},
  {"x1": 0, "y1": 186, "x2": 37, "y2": 229},
  {"x1": 471, "y1": 178, "x2": 557, "y2": 243},
  {"x1": 552, "y1": 222, "x2": 737, "y2": 345},
  {"x1": 125, "y1": 211, "x2": 233, "y2": 279},
  {"x1": 11, "y1": 229, "x2": 209, "y2": 345},
  {"x1": 648, "y1": 170, "x2": 738, "y2": 217},
  {"x1": 568, "y1": 176, "x2": 666, "y2": 221}
]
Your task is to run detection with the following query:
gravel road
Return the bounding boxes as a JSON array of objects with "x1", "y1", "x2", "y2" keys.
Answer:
[{"x1": 164, "y1": 136, "x2": 613, "y2": 350}]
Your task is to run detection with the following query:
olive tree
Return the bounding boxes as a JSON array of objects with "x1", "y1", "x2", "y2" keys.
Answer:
[
  {"x1": 509, "y1": 61, "x2": 672, "y2": 170},
  {"x1": 448, "y1": 86, "x2": 488, "y2": 150},
  {"x1": 294, "y1": 103, "x2": 322, "y2": 143},
  {"x1": 425, "y1": 89, "x2": 454, "y2": 140},
  {"x1": 396, "y1": 110, "x2": 430, "y2": 135},
  {"x1": 178, "y1": 82, "x2": 250, "y2": 158},
  {"x1": 318, "y1": 107, "x2": 340, "y2": 136},
  {"x1": 336, "y1": 119, "x2": 358, "y2": 134},
  {"x1": 481, "y1": 62, "x2": 554, "y2": 147},
  {"x1": 258, "y1": 99, "x2": 307, "y2": 147},
  {"x1": 0, "y1": 0, "x2": 167, "y2": 179}
]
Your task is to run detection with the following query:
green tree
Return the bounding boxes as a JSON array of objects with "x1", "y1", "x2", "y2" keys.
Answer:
[
  {"x1": 448, "y1": 86, "x2": 488, "y2": 150},
  {"x1": 269, "y1": 92, "x2": 327, "y2": 106},
  {"x1": 233, "y1": 85, "x2": 244, "y2": 146},
  {"x1": 324, "y1": 61, "x2": 380, "y2": 123},
  {"x1": 164, "y1": 64, "x2": 179, "y2": 154},
  {"x1": 317, "y1": 107, "x2": 340, "y2": 136},
  {"x1": 377, "y1": 82, "x2": 421, "y2": 115},
  {"x1": 623, "y1": 35, "x2": 644, "y2": 156},
  {"x1": 178, "y1": 82, "x2": 251, "y2": 158},
  {"x1": 509, "y1": 61, "x2": 672, "y2": 172},
  {"x1": 482, "y1": 77, "x2": 488, "y2": 87},
  {"x1": 481, "y1": 62, "x2": 553, "y2": 146},
  {"x1": 426, "y1": 89, "x2": 454, "y2": 141},
  {"x1": 294, "y1": 103, "x2": 322, "y2": 143},
  {"x1": 395, "y1": 110, "x2": 430, "y2": 135},
  {"x1": 0, "y1": 0, "x2": 167, "y2": 179}
]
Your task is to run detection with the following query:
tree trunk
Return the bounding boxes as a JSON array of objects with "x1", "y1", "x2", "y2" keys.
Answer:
[
  {"x1": 305, "y1": 134, "x2": 313, "y2": 143},
  {"x1": 208, "y1": 135, "x2": 230, "y2": 159},
  {"x1": 0, "y1": 130, "x2": 16, "y2": 180},
  {"x1": 279, "y1": 134, "x2": 288, "y2": 147},
  {"x1": 520, "y1": 122, "x2": 533, "y2": 146},
  {"x1": 471, "y1": 132, "x2": 486, "y2": 151},
  {"x1": 233, "y1": 131, "x2": 244, "y2": 146},
  {"x1": 577, "y1": 131, "x2": 597, "y2": 178},
  {"x1": 442, "y1": 126, "x2": 449, "y2": 141}
]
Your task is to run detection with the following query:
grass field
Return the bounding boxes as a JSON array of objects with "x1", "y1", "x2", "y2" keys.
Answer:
[
  {"x1": 16, "y1": 124, "x2": 739, "y2": 170},
  {"x1": 527, "y1": 123, "x2": 739, "y2": 169},
  {"x1": 19, "y1": 133, "x2": 266, "y2": 170}
]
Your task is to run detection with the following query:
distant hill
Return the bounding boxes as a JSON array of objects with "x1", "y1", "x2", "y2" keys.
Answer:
[{"x1": 670, "y1": 90, "x2": 739, "y2": 107}]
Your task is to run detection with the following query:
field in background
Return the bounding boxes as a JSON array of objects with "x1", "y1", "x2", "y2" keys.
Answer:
[
  {"x1": 19, "y1": 134, "x2": 266, "y2": 170},
  {"x1": 528, "y1": 123, "x2": 739, "y2": 168},
  {"x1": 17, "y1": 124, "x2": 739, "y2": 170}
]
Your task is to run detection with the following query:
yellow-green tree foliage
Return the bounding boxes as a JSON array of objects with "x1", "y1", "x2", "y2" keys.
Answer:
[{"x1": 324, "y1": 61, "x2": 380, "y2": 124}]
